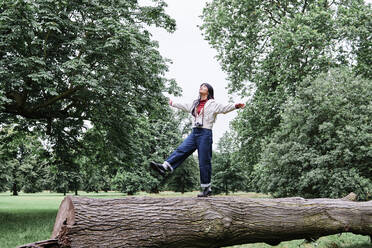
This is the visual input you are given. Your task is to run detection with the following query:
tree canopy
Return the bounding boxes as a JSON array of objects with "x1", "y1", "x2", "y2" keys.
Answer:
[
  {"x1": 0, "y1": 125, "x2": 50, "y2": 195},
  {"x1": 201, "y1": 0, "x2": 371, "y2": 94},
  {"x1": 201, "y1": 0, "x2": 372, "y2": 184},
  {"x1": 257, "y1": 68, "x2": 372, "y2": 200},
  {"x1": 212, "y1": 130, "x2": 249, "y2": 195},
  {"x1": 0, "y1": 0, "x2": 180, "y2": 148},
  {"x1": 0, "y1": 0, "x2": 197, "y2": 195}
]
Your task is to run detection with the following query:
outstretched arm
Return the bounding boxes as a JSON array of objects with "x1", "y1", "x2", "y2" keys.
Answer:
[
  {"x1": 214, "y1": 102, "x2": 245, "y2": 114},
  {"x1": 169, "y1": 98, "x2": 193, "y2": 112}
]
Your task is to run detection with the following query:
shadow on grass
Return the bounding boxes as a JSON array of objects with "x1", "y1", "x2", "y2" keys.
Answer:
[
  {"x1": 0, "y1": 209, "x2": 57, "y2": 221},
  {"x1": 318, "y1": 235, "x2": 372, "y2": 248},
  {"x1": 341, "y1": 243, "x2": 372, "y2": 248},
  {"x1": 0, "y1": 209, "x2": 57, "y2": 248}
]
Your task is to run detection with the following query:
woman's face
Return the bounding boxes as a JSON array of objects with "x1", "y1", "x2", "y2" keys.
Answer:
[{"x1": 199, "y1": 84, "x2": 209, "y2": 96}]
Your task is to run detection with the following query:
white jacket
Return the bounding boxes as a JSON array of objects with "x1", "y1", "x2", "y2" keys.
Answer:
[{"x1": 171, "y1": 99, "x2": 236, "y2": 130}]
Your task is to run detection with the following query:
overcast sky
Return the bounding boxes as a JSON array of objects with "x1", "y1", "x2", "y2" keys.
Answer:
[{"x1": 148, "y1": 0, "x2": 372, "y2": 149}]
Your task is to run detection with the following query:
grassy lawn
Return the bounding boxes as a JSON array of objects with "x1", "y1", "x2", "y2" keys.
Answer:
[{"x1": 0, "y1": 191, "x2": 370, "y2": 248}]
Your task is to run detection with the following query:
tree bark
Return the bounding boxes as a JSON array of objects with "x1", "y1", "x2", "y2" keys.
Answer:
[
  {"x1": 12, "y1": 182, "x2": 18, "y2": 196},
  {"x1": 49, "y1": 195, "x2": 372, "y2": 248},
  {"x1": 18, "y1": 239, "x2": 59, "y2": 248}
]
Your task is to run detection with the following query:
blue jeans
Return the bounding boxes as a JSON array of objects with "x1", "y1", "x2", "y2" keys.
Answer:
[{"x1": 166, "y1": 128, "x2": 213, "y2": 188}]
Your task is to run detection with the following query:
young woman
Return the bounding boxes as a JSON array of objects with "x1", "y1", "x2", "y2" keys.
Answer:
[{"x1": 150, "y1": 83, "x2": 245, "y2": 197}]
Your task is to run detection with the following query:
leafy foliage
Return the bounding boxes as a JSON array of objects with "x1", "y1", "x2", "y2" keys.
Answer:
[
  {"x1": 212, "y1": 130, "x2": 249, "y2": 195},
  {"x1": 0, "y1": 0, "x2": 180, "y2": 168},
  {"x1": 201, "y1": 0, "x2": 371, "y2": 92},
  {"x1": 201, "y1": 0, "x2": 372, "y2": 180},
  {"x1": 164, "y1": 111, "x2": 199, "y2": 193},
  {"x1": 0, "y1": 0, "x2": 185, "y2": 194},
  {"x1": 257, "y1": 68, "x2": 372, "y2": 200},
  {"x1": 0, "y1": 125, "x2": 50, "y2": 194},
  {"x1": 112, "y1": 168, "x2": 157, "y2": 195},
  {"x1": 166, "y1": 156, "x2": 199, "y2": 193},
  {"x1": 78, "y1": 155, "x2": 112, "y2": 193},
  {"x1": 111, "y1": 108, "x2": 199, "y2": 195}
]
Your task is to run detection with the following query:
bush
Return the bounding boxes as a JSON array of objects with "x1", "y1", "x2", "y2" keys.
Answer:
[
  {"x1": 212, "y1": 131, "x2": 250, "y2": 195},
  {"x1": 258, "y1": 68, "x2": 372, "y2": 200},
  {"x1": 166, "y1": 156, "x2": 199, "y2": 193},
  {"x1": 113, "y1": 168, "x2": 159, "y2": 195}
]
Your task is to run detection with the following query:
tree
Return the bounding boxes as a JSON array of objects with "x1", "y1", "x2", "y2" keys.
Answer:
[
  {"x1": 79, "y1": 156, "x2": 112, "y2": 193},
  {"x1": 257, "y1": 68, "x2": 372, "y2": 200},
  {"x1": 19, "y1": 148, "x2": 49, "y2": 193},
  {"x1": 110, "y1": 109, "x2": 197, "y2": 195},
  {"x1": 47, "y1": 164, "x2": 70, "y2": 195},
  {"x1": 0, "y1": 0, "x2": 178, "y2": 122},
  {"x1": 77, "y1": 127, "x2": 118, "y2": 193},
  {"x1": 46, "y1": 130, "x2": 84, "y2": 196},
  {"x1": 0, "y1": 0, "x2": 180, "y2": 175},
  {"x1": 0, "y1": 150, "x2": 10, "y2": 192},
  {"x1": 112, "y1": 169, "x2": 152, "y2": 196},
  {"x1": 166, "y1": 156, "x2": 199, "y2": 193},
  {"x1": 200, "y1": 0, "x2": 372, "y2": 182},
  {"x1": 212, "y1": 130, "x2": 248, "y2": 195},
  {"x1": 0, "y1": 125, "x2": 49, "y2": 195},
  {"x1": 201, "y1": 0, "x2": 371, "y2": 92},
  {"x1": 165, "y1": 111, "x2": 199, "y2": 193}
]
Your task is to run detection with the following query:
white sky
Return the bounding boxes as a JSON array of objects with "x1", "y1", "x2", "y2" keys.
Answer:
[{"x1": 148, "y1": 0, "x2": 372, "y2": 149}]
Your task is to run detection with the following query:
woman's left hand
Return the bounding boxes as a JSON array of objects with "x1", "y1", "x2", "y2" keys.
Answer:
[{"x1": 235, "y1": 103, "x2": 245, "y2": 109}]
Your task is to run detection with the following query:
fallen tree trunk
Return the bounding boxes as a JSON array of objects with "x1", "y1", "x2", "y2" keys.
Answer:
[
  {"x1": 39, "y1": 195, "x2": 372, "y2": 248},
  {"x1": 18, "y1": 195, "x2": 372, "y2": 248}
]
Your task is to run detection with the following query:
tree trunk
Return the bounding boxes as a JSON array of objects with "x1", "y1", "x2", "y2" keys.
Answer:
[
  {"x1": 74, "y1": 179, "x2": 78, "y2": 196},
  {"x1": 224, "y1": 180, "x2": 228, "y2": 195},
  {"x1": 12, "y1": 182, "x2": 18, "y2": 196},
  {"x1": 12, "y1": 166, "x2": 18, "y2": 196},
  {"x1": 48, "y1": 195, "x2": 372, "y2": 248}
]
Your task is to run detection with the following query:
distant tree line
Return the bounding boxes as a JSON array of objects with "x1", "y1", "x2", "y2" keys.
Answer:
[{"x1": 0, "y1": 109, "x2": 200, "y2": 196}]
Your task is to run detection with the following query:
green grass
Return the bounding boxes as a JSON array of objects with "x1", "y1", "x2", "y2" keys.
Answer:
[
  {"x1": 0, "y1": 191, "x2": 124, "y2": 248},
  {"x1": 229, "y1": 233, "x2": 371, "y2": 248},
  {"x1": 0, "y1": 191, "x2": 370, "y2": 248}
]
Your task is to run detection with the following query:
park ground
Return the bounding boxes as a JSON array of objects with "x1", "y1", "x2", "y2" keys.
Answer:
[{"x1": 0, "y1": 191, "x2": 371, "y2": 248}]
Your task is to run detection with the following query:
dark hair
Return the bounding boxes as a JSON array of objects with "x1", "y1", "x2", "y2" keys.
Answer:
[
  {"x1": 202, "y1": 83, "x2": 214, "y2": 100},
  {"x1": 191, "y1": 83, "x2": 214, "y2": 116}
]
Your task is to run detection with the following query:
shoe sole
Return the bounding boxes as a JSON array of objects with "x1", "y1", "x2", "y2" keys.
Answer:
[
  {"x1": 149, "y1": 162, "x2": 166, "y2": 176},
  {"x1": 197, "y1": 192, "x2": 212, "y2": 197}
]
